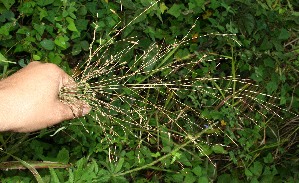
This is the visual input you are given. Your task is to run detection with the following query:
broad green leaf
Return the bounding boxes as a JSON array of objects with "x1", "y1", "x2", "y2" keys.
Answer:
[
  {"x1": 243, "y1": 14, "x2": 255, "y2": 34},
  {"x1": 292, "y1": 11, "x2": 299, "y2": 16},
  {"x1": 1, "y1": 0, "x2": 15, "y2": 10},
  {"x1": 172, "y1": 173, "x2": 184, "y2": 182},
  {"x1": 120, "y1": 0, "x2": 136, "y2": 10},
  {"x1": 85, "y1": 2, "x2": 97, "y2": 14},
  {"x1": 33, "y1": 23, "x2": 45, "y2": 35},
  {"x1": 210, "y1": 0, "x2": 221, "y2": 9},
  {"x1": 78, "y1": 6, "x2": 87, "y2": 16},
  {"x1": 260, "y1": 37, "x2": 272, "y2": 50},
  {"x1": 40, "y1": 39, "x2": 55, "y2": 50},
  {"x1": 171, "y1": 152, "x2": 181, "y2": 164},
  {"x1": 151, "y1": 152, "x2": 161, "y2": 158},
  {"x1": 278, "y1": 28, "x2": 290, "y2": 40},
  {"x1": 263, "y1": 57, "x2": 274, "y2": 68},
  {"x1": 66, "y1": 17, "x2": 78, "y2": 32},
  {"x1": 178, "y1": 153, "x2": 192, "y2": 166},
  {"x1": 265, "y1": 0, "x2": 273, "y2": 8},
  {"x1": 211, "y1": 145, "x2": 227, "y2": 154},
  {"x1": 0, "y1": 5, "x2": 5, "y2": 14},
  {"x1": 192, "y1": 0, "x2": 205, "y2": 7},
  {"x1": 0, "y1": 22, "x2": 12, "y2": 36},
  {"x1": 167, "y1": 4, "x2": 182, "y2": 18},
  {"x1": 54, "y1": 35, "x2": 68, "y2": 49},
  {"x1": 38, "y1": 7, "x2": 48, "y2": 21},
  {"x1": 217, "y1": 174, "x2": 234, "y2": 183},
  {"x1": 188, "y1": 2, "x2": 196, "y2": 10},
  {"x1": 0, "y1": 10, "x2": 14, "y2": 22},
  {"x1": 251, "y1": 66, "x2": 265, "y2": 82},
  {"x1": 96, "y1": 175, "x2": 111, "y2": 182},
  {"x1": 57, "y1": 148, "x2": 69, "y2": 164},
  {"x1": 71, "y1": 31, "x2": 80, "y2": 40},
  {"x1": 245, "y1": 169, "x2": 253, "y2": 177},
  {"x1": 266, "y1": 80, "x2": 278, "y2": 94},
  {"x1": 260, "y1": 175, "x2": 274, "y2": 183},
  {"x1": 184, "y1": 173, "x2": 196, "y2": 183},
  {"x1": 63, "y1": 10, "x2": 69, "y2": 18},
  {"x1": 49, "y1": 168, "x2": 60, "y2": 183},
  {"x1": 161, "y1": 146, "x2": 172, "y2": 153},
  {"x1": 174, "y1": 48, "x2": 190, "y2": 60},
  {"x1": 36, "y1": 0, "x2": 54, "y2": 7},
  {"x1": 238, "y1": 13, "x2": 255, "y2": 34},
  {"x1": 131, "y1": 9, "x2": 147, "y2": 24},
  {"x1": 192, "y1": 166, "x2": 203, "y2": 177},
  {"x1": 67, "y1": 169, "x2": 74, "y2": 183},
  {"x1": 160, "y1": 2, "x2": 168, "y2": 13},
  {"x1": 33, "y1": 55, "x2": 41, "y2": 61},
  {"x1": 75, "y1": 19, "x2": 88, "y2": 31},
  {"x1": 263, "y1": 153, "x2": 274, "y2": 164},
  {"x1": 140, "y1": 0, "x2": 153, "y2": 7},
  {"x1": 113, "y1": 176, "x2": 128, "y2": 182},
  {"x1": 48, "y1": 52, "x2": 62, "y2": 65},
  {"x1": 198, "y1": 176, "x2": 209, "y2": 183},
  {"x1": 72, "y1": 43, "x2": 82, "y2": 56},
  {"x1": 75, "y1": 158, "x2": 85, "y2": 172},
  {"x1": 80, "y1": 40, "x2": 89, "y2": 51},
  {"x1": 114, "y1": 158, "x2": 124, "y2": 173},
  {"x1": 18, "y1": 59, "x2": 27, "y2": 67},
  {"x1": 272, "y1": 39, "x2": 283, "y2": 51},
  {"x1": 18, "y1": 1, "x2": 35, "y2": 15},
  {"x1": 79, "y1": 162, "x2": 97, "y2": 181},
  {"x1": 67, "y1": 3, "x2": 77, "y2": 17},
  {"x1": 198, "y1": 144, "x2": 212, "y2": 156},
  {"x1": 249, "y1": 161, "x2": 263, "y2": 177},
  {"x1": 107, "y1": 16, "x2": 117, "y2": 28}
]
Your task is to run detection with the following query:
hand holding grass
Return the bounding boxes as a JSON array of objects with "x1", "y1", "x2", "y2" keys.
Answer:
[{"x1": 0, "y1": 61, "x2": 91, "y2": 132}]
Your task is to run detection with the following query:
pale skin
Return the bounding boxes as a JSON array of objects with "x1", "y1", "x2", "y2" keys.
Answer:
[{"x1": 0, "y1": 61, "x2": 91, "y2": 132}]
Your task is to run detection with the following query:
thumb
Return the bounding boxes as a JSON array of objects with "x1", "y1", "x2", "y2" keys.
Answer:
[
  {"x1": 58, "y1": 74, "x2": 91, "y2": 120},
  {"x1": 56, "y1": 100, "x2": 91, "y2": 121}
]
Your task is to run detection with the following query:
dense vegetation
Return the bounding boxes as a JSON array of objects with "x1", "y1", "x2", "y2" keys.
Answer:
[{"x1": 1, "y1": 0, "x2": 299, "y2": 182}]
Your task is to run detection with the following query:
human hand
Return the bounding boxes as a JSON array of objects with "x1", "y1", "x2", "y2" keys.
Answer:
[{"x1": 0, "y1": 61, "x2": 91, "y2": 132}]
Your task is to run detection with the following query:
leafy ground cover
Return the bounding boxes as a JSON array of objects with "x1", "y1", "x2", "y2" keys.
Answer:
[{"x1": 1, "y1": 0, "x2": 299, "y2": 182}]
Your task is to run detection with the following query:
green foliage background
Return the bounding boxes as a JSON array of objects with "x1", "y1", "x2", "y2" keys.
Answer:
[{"x1": 0, "y1": 0, "x2": 299, "y2": 182}]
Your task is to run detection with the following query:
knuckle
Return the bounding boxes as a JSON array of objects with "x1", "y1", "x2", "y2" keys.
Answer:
[{"x1": 43, "y1": 63, "x2": 63, "y2": 73}]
